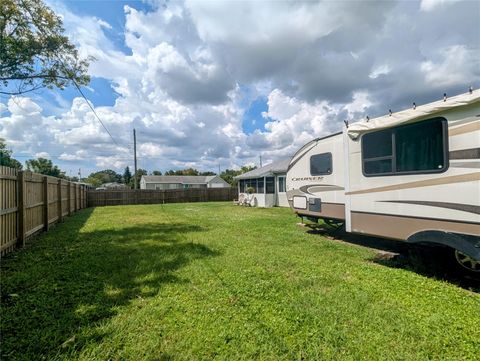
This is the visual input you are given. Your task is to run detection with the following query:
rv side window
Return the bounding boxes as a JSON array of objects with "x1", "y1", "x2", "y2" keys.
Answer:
[
  {"x1": 266, "y1": 177, "x2": 275, "y2": 194},
  {"x1": 362, "y1": 117, "x2": 447, "y2": 176},
  {"x1": 310, "y1": 153, "x2": 332, "y2": 176}
]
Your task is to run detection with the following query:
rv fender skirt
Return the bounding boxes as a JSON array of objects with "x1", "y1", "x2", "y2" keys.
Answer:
[{"x1": 407, "y1": 231, "x2": 480, "y2": 261}]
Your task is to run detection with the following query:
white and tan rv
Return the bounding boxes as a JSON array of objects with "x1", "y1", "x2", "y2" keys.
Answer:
[{"x1": 286, "y1": 90, "x2": 480, "y2": 272}]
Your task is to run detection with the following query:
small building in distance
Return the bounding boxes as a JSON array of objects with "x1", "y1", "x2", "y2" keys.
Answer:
[
  {"x1": 140, "y1": 175, "x2": 231, "y2": 190},
  {"x1": 234, "y1": 158, "x2": 290, "y2": 208},
  {"x1": 97, "y1": 182, "x2": 129, "y2": 190}
]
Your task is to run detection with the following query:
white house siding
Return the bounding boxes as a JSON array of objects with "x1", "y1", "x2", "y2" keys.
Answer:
[{"x1": 209, "y1": 182, "x2": 227, "y2": 188}]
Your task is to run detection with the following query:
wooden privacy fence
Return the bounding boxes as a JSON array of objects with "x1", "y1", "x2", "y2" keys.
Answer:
[
  {"x1": 88, "y1": 187, "x2": 238, "y2": 207},
  {"x1": 0, "y1": 166, "x2": 88, "y2": 255}
]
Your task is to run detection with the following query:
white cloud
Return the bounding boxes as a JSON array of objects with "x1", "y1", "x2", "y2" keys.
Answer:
[
  {"x1": 2, "y1": 0, "x2": 479, "y2": 176},
  {"x1": 369, "y1": 64, "x2": 391, "y2": 79},
  {"x1": 420, "y1": 45, "x2": 479, "y2": 87},
  {"x1": 344, "y1": 92, "x2": 374, "y2": 117},
  {"x1": 35, "y1": 152, "x2": 50, "y2": 158},
  {"x1": 420, "y1": 0, "x2": 463, "y2": 12}
]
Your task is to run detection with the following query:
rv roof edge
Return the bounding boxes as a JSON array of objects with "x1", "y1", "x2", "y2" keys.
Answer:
[
  {"x1": 347, "y1": 89, "x2": 480, "y2": 140},
  {"x1": 290, "y1": 131, "x2": 343, "y2": 160}
]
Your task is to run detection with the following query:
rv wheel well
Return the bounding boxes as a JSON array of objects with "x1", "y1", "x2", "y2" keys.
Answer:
[{"x1": 407, "y1": 231, "x2": 480, "y2": 261}]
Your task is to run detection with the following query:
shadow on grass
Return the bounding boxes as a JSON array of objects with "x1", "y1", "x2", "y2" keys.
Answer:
[
  {"x1": 1, "y1": 208, "x2": 219, "y2": 360},
  {"x1": 304, "y1": 222, "x2": 479, "y2": 293}
]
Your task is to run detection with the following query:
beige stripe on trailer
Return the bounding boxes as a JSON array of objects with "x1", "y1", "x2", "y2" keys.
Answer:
[{"x1": 346, "y1": 172, "x2": 480, "y2": 196}]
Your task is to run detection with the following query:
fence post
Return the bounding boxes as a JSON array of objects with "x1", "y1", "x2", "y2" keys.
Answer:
[
  {"x1": 43, "y1": 176, "x2": 49, "y2": 231},
  {"x1": 57, "y1": 179, "x2": 62, "y2": 222},
  {"x1": 17, "y1": 171, "x2": 26, "y2": 247},
  {"x1": 68, "y1": 182, "x2": 72, "y2": 216},
  {"x1": 74, "y1": 183, "x2": 77, "y2": 211}
]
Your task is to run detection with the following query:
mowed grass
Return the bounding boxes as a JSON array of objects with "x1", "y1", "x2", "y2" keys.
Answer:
[{"x1": 1, "y1": 203, "x2": 479, "y2": 360}]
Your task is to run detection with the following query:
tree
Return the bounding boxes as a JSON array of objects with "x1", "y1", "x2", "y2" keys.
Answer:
[
  {"x1": 84, "y1": 169, "x2": 122, "y2": 186},
  {"x1": 0, "y1": 0, "x2": 91, "y2": 95},
  {"x1": 199, "y1": 171, "x2": 216, "y2": 176},
  {"x1": 151, "y1": 170, "x2": 162, "y2": 176},
  {"x1": 165, "y1": 168, "x2": 199, "y2": 176},
  {"x1": 129, "y1": 168, "x2": 147, "y2": 188},
  {"x1": 0, "y1": 139, "x2": 22, "y2": 169},
  {"x1": 26, "y1": 157, "x2": 65, "y2": 177},
  {"x1": 220, "y1": 165, "x2": 257, "y2": 186},
  {"x1": 123, "y1": 166, "x2": 132, "y2": 184}
]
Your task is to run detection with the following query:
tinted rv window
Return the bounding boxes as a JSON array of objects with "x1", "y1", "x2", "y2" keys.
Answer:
[
  {"x1": 266, "y1": 177, "x2": 275, "y2": 194},
  {"x1": 395, "y1": 119, "x2": 445, "y2": 172},
  {"x1": 362, "y1": 117, "x2": 447, "y2": 176},
  {"x1": 310, "y1": 153, "x2": 332, "y2": 175}
]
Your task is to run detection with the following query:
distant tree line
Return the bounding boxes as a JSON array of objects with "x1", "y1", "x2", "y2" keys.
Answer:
[{"x1": 1, "y1": 140, "x2": 257, "y2": 187}]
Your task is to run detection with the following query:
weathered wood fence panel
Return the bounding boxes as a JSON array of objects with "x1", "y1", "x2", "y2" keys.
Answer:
[
  {"x1": 88, "y1": 188, "x2": 238, "y2": 207},
  {"x1": 0, "y1": 166, "x2": 88, "y2": 256}
]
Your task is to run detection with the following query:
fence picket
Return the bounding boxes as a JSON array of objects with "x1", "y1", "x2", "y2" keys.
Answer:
[
  {"x1": 87, "y1": 188, "x2": 237, "y2": 207},
  {"x1": 0, "y1": 166, "x2": 87, "y2": 256}
]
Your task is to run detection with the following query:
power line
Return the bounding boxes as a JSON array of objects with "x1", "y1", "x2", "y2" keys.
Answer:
[{"x1": 71, "y1": 80, "x2": 120, "y2": 147}]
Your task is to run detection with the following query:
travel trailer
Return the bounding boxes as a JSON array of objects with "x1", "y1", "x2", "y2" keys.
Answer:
[{"x1": 286, "y1": 90, "x2": 480, "y2": 273}]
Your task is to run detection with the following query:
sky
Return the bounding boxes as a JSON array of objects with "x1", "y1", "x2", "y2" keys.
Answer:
[{"x1": 1, "y1": 0, "x2": 479, "y2": 177}]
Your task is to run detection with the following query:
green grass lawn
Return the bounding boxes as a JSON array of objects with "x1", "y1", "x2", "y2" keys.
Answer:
[{"x1": 1, "y1": 203, "x2": 479, "y2": 360}]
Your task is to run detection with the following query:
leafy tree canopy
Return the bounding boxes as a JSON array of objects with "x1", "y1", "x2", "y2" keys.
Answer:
[
  {"x1": 0, "y1": 139, "x2": 22, "y2": 169},
  {"x1": 165, "y1": 168, "x2": 199, "y2": 176},
  {"x1": 0, "y1": 0, "x2": 91, "y2": 95},
  {"x1": 26, "y1": 157, "x2": 65, "y2": 177},
  {"x1": 163, "y1": 168, "x2": 216, "y2": 176},
  {"x1": 151, "y1": 170, "x2": 162, "y2": 176},
  {"x1": 84, "y1": 169, "x2": 122, "y2": 186},
  {"x1": 220, "y1": 166, "x2": 257, "y2": 186}
]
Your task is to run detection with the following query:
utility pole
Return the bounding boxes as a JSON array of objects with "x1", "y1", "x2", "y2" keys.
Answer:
[
  {"x1": 259, "y1": 155, "x2": 262, "y2": 168},
  {"x1": 133, "y1": 128, "x2": 138, "y2": 190},
  {"x1": 218, "y1": 164, "x2": 221, "y2": 175}
]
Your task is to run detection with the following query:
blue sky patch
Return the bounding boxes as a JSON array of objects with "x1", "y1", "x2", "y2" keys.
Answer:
[{"x1": 242, "y1": 96, "x2": 271, "y2": 134}]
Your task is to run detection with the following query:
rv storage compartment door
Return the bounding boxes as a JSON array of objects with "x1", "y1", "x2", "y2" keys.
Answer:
[
  {"x1": 309, "y1": 198, "x2": 321, "y2": 212},
  {"x1": 293, "y1": 196, "x2": 307, "y2": 210}
]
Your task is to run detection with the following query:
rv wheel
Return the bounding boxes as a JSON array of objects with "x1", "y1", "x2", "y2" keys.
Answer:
[{"x1": 454, "y1": 250, "x2": 480, "y2": 273}]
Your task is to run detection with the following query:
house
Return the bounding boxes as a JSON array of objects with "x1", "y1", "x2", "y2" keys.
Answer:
[
  {"x1": 140, "y1": 175, "x2": 231, "y2": 190},
  {"x1": 234, "y1": 158, "x2": 291, "y2": 208},
  {"x1": 99, "y1": 182, "x2": 129, "y2": 190}
]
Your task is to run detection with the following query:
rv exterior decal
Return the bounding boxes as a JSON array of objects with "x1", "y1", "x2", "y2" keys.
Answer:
[
  {"x1": 346, "y1": 172, "x2": 480, "y2": 196},
  {"x1": 299, "y1": 184, "x2": 344, "y2": 195},
  {"x1": 291, "y1": 176, "x2": 325, "y2": 182},
  {"x1": 379, "y1": 200, "x2": 480, "y2": 215},
  {"x1": 449, "y1": 120, "x2": 480, "y2": 136},
  {"x1": 351, "y1": 211, "x2": 480, "y2": 241},
  {"x1": 449, "y1": 147, "x2": 480, "y2": 160},
  {"x1": 450, "y1": 161, "x2": 480, "y2": 169}
]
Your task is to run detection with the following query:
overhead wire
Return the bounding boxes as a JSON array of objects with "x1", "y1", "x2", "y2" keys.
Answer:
[{"x1": 71, "y1": 79, "x2": 121, "y2": 147}]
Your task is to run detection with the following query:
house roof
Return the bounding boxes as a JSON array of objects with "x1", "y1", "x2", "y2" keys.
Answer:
[
  {"x1": 141, "y1": 175, "x2": 226, "y2": 184},
  {"x1": 234, "y1": 158, "x2": 291, "y2": 180}
]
